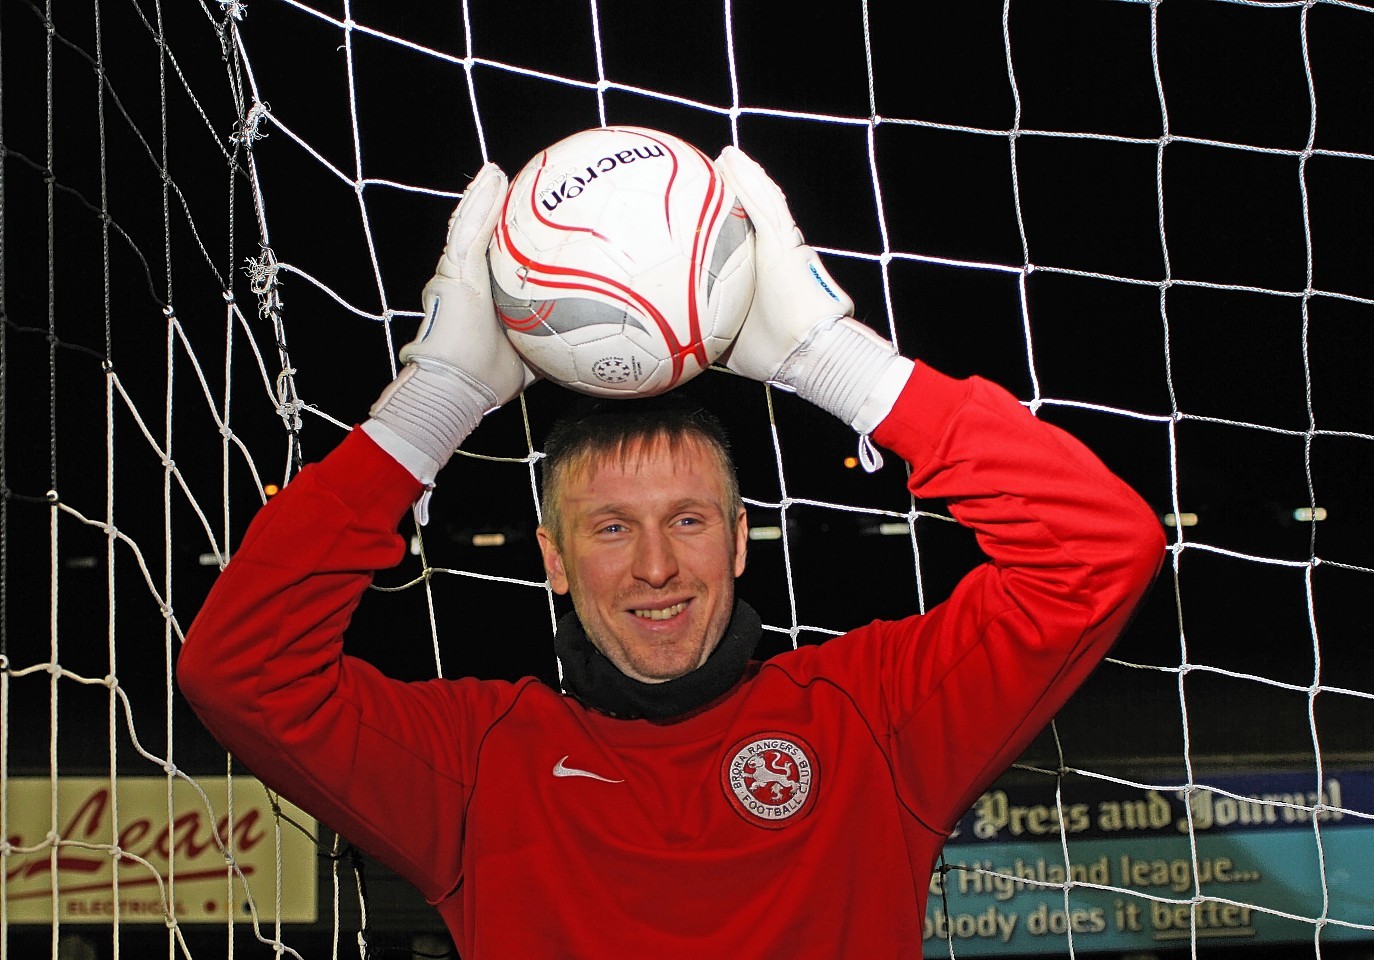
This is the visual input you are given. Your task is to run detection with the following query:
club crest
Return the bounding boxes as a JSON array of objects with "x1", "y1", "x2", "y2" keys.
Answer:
[{"x1": 721, "y1": 733, "x2": 818, "y2": 829}]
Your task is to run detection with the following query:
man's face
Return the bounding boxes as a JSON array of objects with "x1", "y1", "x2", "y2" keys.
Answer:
[{"x1": 536, "y1": 436, "x2": 747, "y2": 684}]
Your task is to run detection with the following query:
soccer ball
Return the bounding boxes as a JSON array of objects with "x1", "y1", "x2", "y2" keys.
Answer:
[{"x1": 488, "y1": 126, "x2": 755, "y2": 397}]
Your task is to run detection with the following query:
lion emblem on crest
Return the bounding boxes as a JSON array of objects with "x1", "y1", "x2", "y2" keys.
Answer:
[{"x1": 721, "y1": 733, "x2": 818, "y2": 829}]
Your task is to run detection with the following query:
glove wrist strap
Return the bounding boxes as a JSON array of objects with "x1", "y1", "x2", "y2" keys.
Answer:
[
  {"x1": 778, "y1": 317, "x2": 913, "y2": 433},
  {"x1": 363, "y1": 359, "x2": 495, "y2": 485}
]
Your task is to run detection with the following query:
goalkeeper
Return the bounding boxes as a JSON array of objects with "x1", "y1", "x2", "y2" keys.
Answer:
[{"x1": 180, "y1": 148, "x2": 1164, "y2": 958}]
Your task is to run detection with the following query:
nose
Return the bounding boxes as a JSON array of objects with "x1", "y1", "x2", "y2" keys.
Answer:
[{"x1": 631, "y1": 527, "x2": 679, "y2": 588}]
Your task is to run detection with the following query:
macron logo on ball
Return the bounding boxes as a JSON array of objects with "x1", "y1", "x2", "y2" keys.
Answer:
[{"x1": 538, "y1": 145, "x2": 669, "y2": 213}]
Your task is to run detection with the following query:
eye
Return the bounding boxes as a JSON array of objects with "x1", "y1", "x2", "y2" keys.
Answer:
[{"x1": 597, "y1": 522, "x2": 628, "y2": 535}]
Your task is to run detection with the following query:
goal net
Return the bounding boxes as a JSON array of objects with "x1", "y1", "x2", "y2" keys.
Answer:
[{"x1": 4, "y1": 0, "x2": 1372, "y2": 957}]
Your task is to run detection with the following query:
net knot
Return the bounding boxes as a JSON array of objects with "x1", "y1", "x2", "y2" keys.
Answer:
[
  {"x1": 219, "y1": 0, "x2": 248, "y2": 21},
  {"x1": 46, "y1": 489, "x2": 60, "y2": 504},
  {"x1": 245, "y1": 248, "x2": 284, "y2": 319},
  {"x1": 234, "y1": 101, "x2": 270, "y2": 145},
  {"x1": 275, "y1": 368, "x2": 305, "y2": 431}
]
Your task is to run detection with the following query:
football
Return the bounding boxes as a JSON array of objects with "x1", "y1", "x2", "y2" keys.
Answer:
[{"x1": 488, "y1": 126, "x2": 755, "y2": 397}]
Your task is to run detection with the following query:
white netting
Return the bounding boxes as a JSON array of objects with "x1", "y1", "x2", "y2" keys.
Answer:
[{"x1": 4, "y1": 0, "x2": 1373, "y2": 957}]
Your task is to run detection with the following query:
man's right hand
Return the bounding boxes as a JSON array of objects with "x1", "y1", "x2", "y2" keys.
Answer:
[
  {"x1": 364, "y1": 163, "x2": 536, "y2": 493},
  {"x1": 400, "y1": 162, "x2": 536, "y2": 408}
]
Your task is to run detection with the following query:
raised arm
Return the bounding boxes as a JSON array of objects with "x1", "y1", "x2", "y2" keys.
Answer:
[
  {"x1": 716, "y1": 146, "x2": 1165, "y2": 837},
  {"x1": 177, "y1": 164, "x2": 536, "y2": 898},
  {"x1": 865, "y1": 363, "x2": 1163, "y2": 833}
]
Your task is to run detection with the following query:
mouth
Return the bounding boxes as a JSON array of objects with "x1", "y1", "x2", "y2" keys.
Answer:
[{"x1": 631, "y1": 600, "x2": 689, "y2": 621}]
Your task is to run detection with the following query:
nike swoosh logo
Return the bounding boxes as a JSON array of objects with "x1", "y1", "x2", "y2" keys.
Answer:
[{"x1": 553, "y1": 756, "x2": 624, "y2": 784}]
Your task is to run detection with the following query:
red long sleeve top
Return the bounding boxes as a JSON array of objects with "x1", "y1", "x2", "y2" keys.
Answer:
[{"x1": 178, "y1": 363, "x2": 1164, "y2": 957}]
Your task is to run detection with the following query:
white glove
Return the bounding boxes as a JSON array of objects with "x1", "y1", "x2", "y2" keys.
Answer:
[
  {"x1": 364, "y1": 163, "x2": 536, "y2": 488},
  {"x1": 716, "y1": 147, "x2": 912, "y2": 435}
]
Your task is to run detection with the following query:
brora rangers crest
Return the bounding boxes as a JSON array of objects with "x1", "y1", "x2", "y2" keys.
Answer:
[{"x1": 721, "y1": 733, "x2": 818, "y2": 828}]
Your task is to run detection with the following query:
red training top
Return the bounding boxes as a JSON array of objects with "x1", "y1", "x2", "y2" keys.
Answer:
[{"x1": 179, "y1": 363, "x2": 1164, "y2": 958}]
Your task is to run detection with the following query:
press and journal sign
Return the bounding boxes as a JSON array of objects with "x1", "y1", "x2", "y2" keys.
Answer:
[
  {"x1": 3, "y1": 777, "x2": 316, "y2": 924},
  {"x1": 924, "y1": 770, "x2": 1373, "y2": 955}
]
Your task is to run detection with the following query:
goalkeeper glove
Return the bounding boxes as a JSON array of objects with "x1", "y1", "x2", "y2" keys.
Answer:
[
  {"x1": 364, "y1": 163, "x2": 536, "y2": 493},
  {"x1": 715, "y1": 146, "x2": 912, "y2": 438}
]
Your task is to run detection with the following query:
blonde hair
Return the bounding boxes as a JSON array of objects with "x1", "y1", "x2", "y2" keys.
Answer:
[{"x1": 539, "y1": 399, "x2": 741, "y2": 548}]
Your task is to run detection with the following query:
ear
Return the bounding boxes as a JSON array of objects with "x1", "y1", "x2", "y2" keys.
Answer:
[
  {"x1": 733, "y1": 507, "x2": 748, "y2": 577},
  {"x1": 536, "y1": 526, "x2": 570, "y2": 595}
]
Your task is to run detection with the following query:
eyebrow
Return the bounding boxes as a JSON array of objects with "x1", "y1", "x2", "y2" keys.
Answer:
[{"x1": 578, "y1": 496, "x2": 725, "y2": 523}]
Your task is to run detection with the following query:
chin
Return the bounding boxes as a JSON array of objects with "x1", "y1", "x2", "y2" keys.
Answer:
[
  {"x1": 629, "y1": 660, "x2": 699, "y2": 684},
  {"x1": 623, "y1": 645, "x2": 710, "y2": 684}
]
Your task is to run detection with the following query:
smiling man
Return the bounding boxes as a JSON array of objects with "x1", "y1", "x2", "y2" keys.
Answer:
[
  {"x1": 538, "y1": 413, "x2": 748, "y2": 685},
  {"x1": 179, "y1": 147, "x2": 1165, "y2": 958}
]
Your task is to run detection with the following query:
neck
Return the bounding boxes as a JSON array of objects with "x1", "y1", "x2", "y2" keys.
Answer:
[{"x1": 552, "y1": 600, "x2": 762, "y2": 720}]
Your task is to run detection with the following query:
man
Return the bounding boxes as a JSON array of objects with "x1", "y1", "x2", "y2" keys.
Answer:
[{"x1": 178, "y1": 147, "x2": 1164, "y2": 957}]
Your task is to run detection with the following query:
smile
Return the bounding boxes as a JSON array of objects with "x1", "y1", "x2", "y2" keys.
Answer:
[{"x1": 632, "y1": 601, "x2": 688, "y2": 621}]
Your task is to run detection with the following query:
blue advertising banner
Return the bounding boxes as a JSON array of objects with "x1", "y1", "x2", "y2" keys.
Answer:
[{"x1": 922, "y1": 770, "x2": 1374, "y2": 955}]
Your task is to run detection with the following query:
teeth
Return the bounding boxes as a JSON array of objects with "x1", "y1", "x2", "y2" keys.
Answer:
[{"x1": 634, "y1": 601, "x2": 687, "y2": 621}]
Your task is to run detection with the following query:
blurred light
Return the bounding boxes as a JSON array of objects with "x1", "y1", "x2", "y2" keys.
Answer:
[
  {"x1": 1293, "y1": 506, "x2": 1327, "y2": 522},
  {"x1": 472, "y1": 532, "x2": 506, "y2": 547},
  {"x1": 878, "y1": 522, "x2": 910, "y2": 536},
  {"x1": 198, "y1": 552, "x2": 222, "y2": 567},
  {"x1": 410, "y1": 535, "x2": 422, "y2": 556},
  {"x1": 64, "y1": 556, "x2": 98, "y2": 570},
  {"x1": 264, "y1": 483, "x2": 280, "y2": 497},
  {"x1": 842, "y1": 456, "x2": 859, "y2": 469},
  {"x1": 1163, "y1": 513, "x2": 1198, "y2": 528},
  {"x1": 749, "y1": 526, "x2": 783, "y2": 541}
]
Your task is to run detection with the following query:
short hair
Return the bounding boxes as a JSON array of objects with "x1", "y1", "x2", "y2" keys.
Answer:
[{"x1": 539, "y1": 394, "x2": 742, "y2": 548}]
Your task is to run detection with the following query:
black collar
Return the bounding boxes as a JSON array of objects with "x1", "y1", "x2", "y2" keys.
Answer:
[{"x1": 552, "y1": 600, "x2": 762, "y2": 721}]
